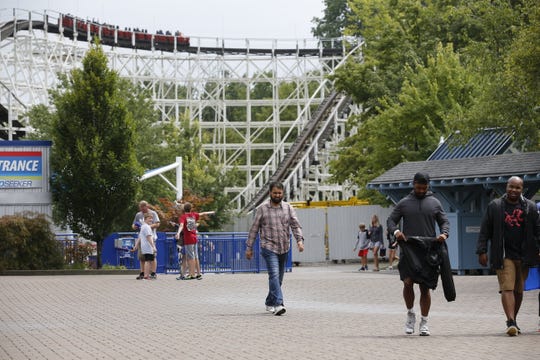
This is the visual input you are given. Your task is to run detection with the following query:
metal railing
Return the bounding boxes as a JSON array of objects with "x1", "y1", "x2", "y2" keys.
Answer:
[{"x1": 101, "y1": 231, "x2": 292, "y2": 273}]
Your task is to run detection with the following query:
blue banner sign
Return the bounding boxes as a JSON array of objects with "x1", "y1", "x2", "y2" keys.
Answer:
[{"x1": 0, "y1": 151, "x2": 43, "y2": 189}]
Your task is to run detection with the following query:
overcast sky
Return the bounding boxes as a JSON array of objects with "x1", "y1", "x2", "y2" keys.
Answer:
[{"x1": 2, "y1": 0, "x2": 325, "y2": 39}]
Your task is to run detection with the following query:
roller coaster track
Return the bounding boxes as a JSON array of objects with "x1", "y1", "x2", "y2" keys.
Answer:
[
  {"x1": 233, "y1": 42, "x2": 363, "y2": 213},
  {"x1": 241, "y1": 91, "x2": 351, "y2": 212},
  {"x1": 1, "y1": 9, "x2": 364, "y2": 212},
  {"x1": 0, "y1": 14, "x2": 344, "y2": 57}
]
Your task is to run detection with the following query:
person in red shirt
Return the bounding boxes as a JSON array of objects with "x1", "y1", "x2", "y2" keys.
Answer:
[{"x1": 174, "y1": 202, "x2": 215, "y2": 280}]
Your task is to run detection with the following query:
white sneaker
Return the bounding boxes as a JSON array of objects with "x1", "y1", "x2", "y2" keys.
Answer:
[
  {"x1": 419, "y1": 317, "x2": 430, "y2": 336},
  {"x1": 265, "y1": 305, "x2": 275, "y2": 313},
  {"x1": 405, "y1": 311, "x2": 416, "y2": 334},
  {"x1": 274, "y1": 305, "x2": 286, "y2": 316}
]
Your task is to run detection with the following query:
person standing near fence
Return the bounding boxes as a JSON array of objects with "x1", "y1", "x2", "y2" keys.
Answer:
[
  {"x1": 387, "y1": 172, "x2": 450, "y2": 336},
  {"x1": 132, "y1": 200, "x2": 160, "y2": 280},
  {"x1": 476, "y1": 176, "x2": 540, "y2": 336},
  {"x1": 132, "y1": 213, "x2": 157, "y2": 280},
  {"x1": 368, "y1": 214, "x2": 384, "y2": 271},
  {"x1": 245, "y1": 181, "x2": 305, "y2": 316},
  {"x1": 171, "y1": 202, "x2": 188, "y2": 280},
  {"x1": 175, "y1": 202, "x2": 215, "y2": 280}
]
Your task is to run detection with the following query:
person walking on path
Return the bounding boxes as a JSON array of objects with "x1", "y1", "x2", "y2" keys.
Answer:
[
  {"x1": 476, "y1": 176, "x2": 540, "y2": 336},
  {"x1": 387, "y1": 172, "x2": 450, "y2": 336},
  {"x1": 368, "y1": 214, "x2": 384, "y2": 271},
  {"x1": 353, "y1": 223, "x2": 370, "y2": 271},
  {"x1": 245, "y1": 181, "x2": 305, "y2": 316}
]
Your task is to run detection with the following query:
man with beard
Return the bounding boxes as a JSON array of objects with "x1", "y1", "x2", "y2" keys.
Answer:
[
  {"x1": 245, "y1": 181, "x2": 305, "y2": 316},
  {"x1": 387, "y1": 172, "x2": 450, "y2": 336},
  {"x1": 477, "y1": 176, "x2": 540, "y2": 336}
]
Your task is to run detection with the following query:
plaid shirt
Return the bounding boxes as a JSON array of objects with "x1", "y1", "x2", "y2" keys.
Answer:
[{"x1": 246, "y1": 200, "x2": 304, "y2": 254}]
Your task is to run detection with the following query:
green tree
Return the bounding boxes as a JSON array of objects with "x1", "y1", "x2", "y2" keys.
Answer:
[
  {"x1": 135, "y1": 114, "x2": 236, "y2": 230},
  {"x1": 49, "y1": 42, "x2": 141, "y2": 267},
  {"x1": 312, "y1": 0, "x2": 352, "y2": 39},
  {"x1": 330, "y1": 43, "x2": 478, "y2": 201},
  {"x1": 28, "y1": 66, "x2": 234, "y2": 234},
  {"x1": 457, "y1": 0, "x2": 540, "y2": 150},
  {"x1": 326, "y1": 0, "x2": 536, "y2": 202}
]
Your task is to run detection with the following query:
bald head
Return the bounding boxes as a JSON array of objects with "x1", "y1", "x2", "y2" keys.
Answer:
[
  {"x1": 505, "y1": 176, "x2": 523, "y2": 204},
  {"x1": 508, "y1": 176, "x2": 523, "y2": 185}
]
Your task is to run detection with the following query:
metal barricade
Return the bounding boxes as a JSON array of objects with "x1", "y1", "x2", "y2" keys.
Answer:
[
  {"x1": 55, "y1": 233, "x2": 97, "y2": 268},
  {"x1": 102, "y1": 231, "x2": 293, "y2": 273},
  {"x1": 163, "y1": 232, "x2": 293, "y2": 274}
]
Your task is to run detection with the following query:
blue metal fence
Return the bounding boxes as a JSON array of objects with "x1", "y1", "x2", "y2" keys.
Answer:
[{"x1": 101, "y1": 232, "x2": 293, "y2": 274}]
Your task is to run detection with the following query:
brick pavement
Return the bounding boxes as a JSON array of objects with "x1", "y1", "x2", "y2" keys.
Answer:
[{"x1": 0, "y1": 264, "x2": 538, "y2": 360}]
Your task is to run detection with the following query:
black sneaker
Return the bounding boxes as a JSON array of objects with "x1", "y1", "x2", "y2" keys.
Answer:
[
  {"x1": 273, "y1": 305, "x2": 286, "y2": 316},
  {"x1": 150, "y1": 272, "x2": 157, "y2": 280},
  {"x1": 136, "y1": 272, "x2": 144, "y2": 280},
  {"x1": 196, "y1": 274, "x2": 202, "y2": 280},
  {"x1": 506, "y1": 320, "x2": 518, "y2": 336}
]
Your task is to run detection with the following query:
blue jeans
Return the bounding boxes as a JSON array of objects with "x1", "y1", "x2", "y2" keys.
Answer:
[{"x1": 261, "y1": 247, "x2": 288, "y2": 307}]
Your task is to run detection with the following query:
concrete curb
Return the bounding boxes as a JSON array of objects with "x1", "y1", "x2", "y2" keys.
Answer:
[{"x1": 0, "y1": 269, "x2": 139, "y2": 276}]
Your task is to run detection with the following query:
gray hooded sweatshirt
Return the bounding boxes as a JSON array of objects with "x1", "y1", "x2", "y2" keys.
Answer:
[{"x1": 387, "y1": 190, "x2": 449, "y2": 239}]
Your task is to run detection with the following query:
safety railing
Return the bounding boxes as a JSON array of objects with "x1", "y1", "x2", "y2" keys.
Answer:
[{"x1": 101, "y1": 232, "x2": 292, "y2": 274}]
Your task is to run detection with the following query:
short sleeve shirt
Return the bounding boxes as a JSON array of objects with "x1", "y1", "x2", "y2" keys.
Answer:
[
  {"x1": 180, "y1": 212, "x2": 200, "y2": 245},
  {"x1": 139, "y1": 223, "x2": 154, "y2": 254}
]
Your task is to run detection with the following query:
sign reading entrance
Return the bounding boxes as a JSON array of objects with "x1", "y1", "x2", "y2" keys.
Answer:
[{"x1": 0, "y1": 151, "x2": 43, "y2": 189}]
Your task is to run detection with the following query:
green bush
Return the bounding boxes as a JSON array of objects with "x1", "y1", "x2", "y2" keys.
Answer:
[{"x1": 0, "y1": 212, "x2": 64, "y2": 271}]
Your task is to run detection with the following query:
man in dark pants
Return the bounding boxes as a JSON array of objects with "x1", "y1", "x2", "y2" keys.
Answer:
[
  {"x1": 387, "y1": 172, "x2": 450, "y2": 336},
  {"x1": 477, "y1": 176, "x2": 540, "y2": 336},
  {"x1": 245, "y1": 181, "x2": 305, "y2": 316}
]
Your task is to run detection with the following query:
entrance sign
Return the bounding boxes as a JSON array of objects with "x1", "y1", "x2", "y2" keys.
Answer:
[{"x1": 0, "y1": 151, "x2": 43, "y2": 189}]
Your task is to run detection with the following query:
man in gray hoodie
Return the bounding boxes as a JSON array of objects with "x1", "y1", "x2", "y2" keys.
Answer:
[{"x1": 387, "y1": 172, "x2": 450, "y2": 336}]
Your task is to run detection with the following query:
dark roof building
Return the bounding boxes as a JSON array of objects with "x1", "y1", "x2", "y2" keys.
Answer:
[
  {"x1": 368, "y1": 152, "x2": 540, "y2": 206},
  {"x1": 367, "y1": 129, "x2": 540, "y2": 272}
]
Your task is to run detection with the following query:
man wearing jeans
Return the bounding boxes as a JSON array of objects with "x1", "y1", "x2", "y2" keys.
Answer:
[{"x1": 245, "y1": 181, "x2": 305, "y2": 316}]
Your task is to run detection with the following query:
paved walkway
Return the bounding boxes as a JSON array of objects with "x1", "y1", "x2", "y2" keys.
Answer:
[{"x1": 0, "y1": 264, "x2": 538, "y2": 360}]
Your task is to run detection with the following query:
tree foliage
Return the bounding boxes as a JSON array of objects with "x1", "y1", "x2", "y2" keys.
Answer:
[
  {"x1": 326, "y1": 0, "x2": 539, "y2": 203},
  {"x1": 49, "y1": 42, "x2": 141, "y2": 267},
  {"x1": 27, "y1": 49, "x2": 235, "y2": 236},
  {"x1": 312, "y1": 0, "x2": 352, "y2": 38},
  {"x1": 456, "y1": 0, "x2": 540, "y2": 149},
  {"x1": 136, "y1": 117, "x2": 235, "y2": 230}
]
